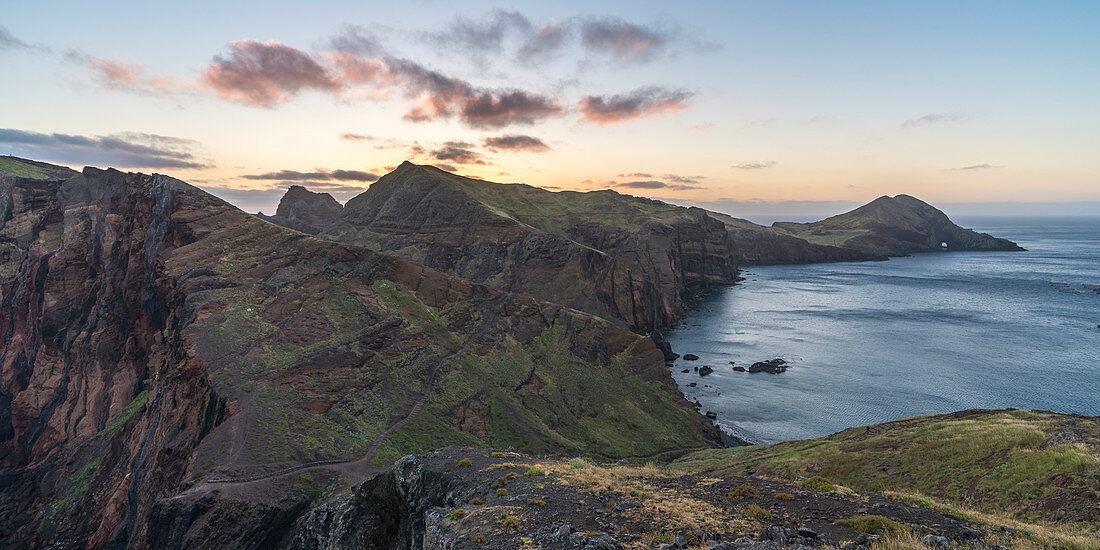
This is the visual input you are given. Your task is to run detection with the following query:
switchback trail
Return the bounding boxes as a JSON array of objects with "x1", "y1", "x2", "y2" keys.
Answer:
[{"x1": 182, "y1": 345, "x2": 464, "y2": 494}]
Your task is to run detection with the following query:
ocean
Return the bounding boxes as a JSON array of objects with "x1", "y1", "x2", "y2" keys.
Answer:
[{"x1": 667, "y1": 216, "x2": 1100, "y2": 444}]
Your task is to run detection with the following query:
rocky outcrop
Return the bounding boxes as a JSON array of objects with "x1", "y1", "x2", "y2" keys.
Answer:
[
  {"x1": 312, "y1": 162, "x2": 740, "y2": 333},
  {"x1": 771, "y1": 194, "x2": 1025, "y2": 257},
  {"x1": 280, "y1": 447, "x2": 991, "y2": 550},
  {"x1": 0, "y1": 158, "x2": 717, "y2": 549},
  {"x1": 258, "y1": 185, "x2": 342, "y2": 234}
]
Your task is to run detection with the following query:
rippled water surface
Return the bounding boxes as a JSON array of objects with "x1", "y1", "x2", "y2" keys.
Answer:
[{"x1": 667, "y1": 217, "x2": 1100, "y2": 443}]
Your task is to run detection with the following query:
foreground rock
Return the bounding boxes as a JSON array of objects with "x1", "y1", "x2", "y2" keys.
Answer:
[{"x1": 282, "y1": 447, "x2": 989, "y2": 550}]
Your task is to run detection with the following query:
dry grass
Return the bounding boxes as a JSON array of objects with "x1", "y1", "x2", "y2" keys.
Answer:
[{"x1": 885, "y1": 491, "x2": 1099, "y2": 550}]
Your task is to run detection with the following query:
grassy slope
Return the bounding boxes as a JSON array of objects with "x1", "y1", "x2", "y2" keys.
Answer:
[
  {"x1": 420, "y1": 165, "x2": 701, "y2": 237},
  {"x1": 167, "y1": 199, "x2": 712, "y2": 480},
  {"x1": 670, "y1": 409, "x2": 1098, "y2": 548},
  {"x1": 0, "y1": 156, "x2": 77, "y2": 180}
]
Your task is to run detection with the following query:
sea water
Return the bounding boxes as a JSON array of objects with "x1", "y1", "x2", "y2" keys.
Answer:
[{"x1": 667, "y1": 216, "x2": 1100, "y2": 444}]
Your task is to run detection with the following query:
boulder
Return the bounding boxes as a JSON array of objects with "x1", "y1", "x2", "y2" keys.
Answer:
[{"x1": 748, "y1": 358, "x2": 788, "y2": 374}]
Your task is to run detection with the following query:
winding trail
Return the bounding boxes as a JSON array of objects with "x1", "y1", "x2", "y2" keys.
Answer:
[{"x1": 183, "y1": 345, "x2": 461, "y2": 494}]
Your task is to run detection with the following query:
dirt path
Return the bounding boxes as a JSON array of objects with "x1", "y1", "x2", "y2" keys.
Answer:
[{"x1": 182, "y1": 345, "x2": 460, "y2": 495}]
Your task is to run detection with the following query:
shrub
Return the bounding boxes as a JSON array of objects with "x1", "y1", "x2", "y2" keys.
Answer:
[
  {"x1": 743, "y1": 503, "x2": 771, "y2": 521},
  {"x1": 473, "y1": 532, "x2": 485, "y2": 543},
  {"x1": 524, "y1": 468, "x2": 546, "y2": 476},
  {"x1": 470, "y1": 497, "x2": 484, "y2": 505},
  {"x1": 482, "y1": 462, "x2": 515, "y2": 472},
  {"x1": 801, "y1": 476, "x2": 837, "y2": 492},
  {"x1": 456, "y1": 458, "x2": 473, "y2": 468},
  {"x1": 498, "y1": 514, "x2": 520, "y2": 531},
  {"x1": 728, "y1": 485, "x2": 760, "y2": 499},
  {"x1": 446, "y1": 509, "x2": 466, "y2": 520},
  {"x1": 526, "y1": 498, "x2": 547, "y2": 507},
  {"x1": 496, "y1": 488, "x2": 507, "y2": 497},
  {"x1": 490, "y1": 476, "x2": 509, "y2": 488},
  {"x1": 490, "y1": 451, "x2": 509, "y2": 458},
  {"x1": 836, "y1": 515, "x2": 908, "y2": 536},
  {"x1": 774, "y1": 492, "x2": 795, "y2": 501}
]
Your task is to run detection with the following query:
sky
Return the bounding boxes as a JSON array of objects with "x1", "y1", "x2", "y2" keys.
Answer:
[{"x1": 2, "y1": 1, "x2": 1098, "y2": 219}]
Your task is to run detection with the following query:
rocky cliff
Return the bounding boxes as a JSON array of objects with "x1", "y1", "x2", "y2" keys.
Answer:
[
  {"x1": 771, "y1": 194, "x2": 1025, "y2": 256},
  {"x1": 258, "y1": 185, "x2": 342, "y2": 234},
  {"x1": 0, "y1": 158, "x2": 717, "y2": 549},
  {"x1": 313, "y1": 162, "x2": 740, "y2": 334}
]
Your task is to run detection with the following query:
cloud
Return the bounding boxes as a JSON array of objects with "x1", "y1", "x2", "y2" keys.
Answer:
[
  {"x1": 947, "y1": 163, "x2": 1004, "y2": 171},
  {"x1": 579, "y1": 18, "x2": 669, "y2": 62},
  {"x1": 0, "y1": 128, "x2": 207, "y2": 169},
  {"x1": 516, "y1": 22, "x2": 571, "y2": 63},
  {"x1": 328, "y1": 25, "x2": 385, "y2": 56},
  {"x1": 662, "y1": 174, "x2": 704, "y2": 184},
  {"x1": 429, "y1": 141, "x2": 488, "y2": 165},
  {"x1": 433, "y1": 163, "x2": 458, "y2": 172},
  {"x1": 241, "y1": 168, "x2": 380, "y2": 181},
  {"x1": 578, "y1": 87, "x2": 692, "y2": 125},
  {"x1": 733, "y1": 161, "x2": 776, "y2": 170},
  {"x1": 618, "y1": 172, "x2": 652, "y2": 178},
  {"x1": 201, "y1": 40, "x2": 340, "y2": 107},
  {"x1": 483, "y1": 134, "x2": 550, "y2": 152},
  {"x1": 902, "y1": 113, "x2": 960, "y2": 127},
  {"x1": 687, "y1": 123, "x2": 716, "y2": 131},
  {"x1": 338, "y1": 133, "x2": 411, "y2": 150},
  {"x1": 426, "y1": 10, "x2": 532, "y2": 61},
  {"x1": 381, "y1": 57, "x2": 564, "y2": 128},
  {"x1": 0, "y1": 25, "x2": 32, "y2": 51},
  {"x1": 616, "y1": 179, "x2": 701, "y2": 191},
  {"x1": 70, "y1": 53, "x2": 185, "y2": 96}
]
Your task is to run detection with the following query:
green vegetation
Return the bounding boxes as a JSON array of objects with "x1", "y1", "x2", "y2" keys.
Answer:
[
  {"x1": 524, "y1": 467, "x2": 546, "y2": 476},
  {"x1": 800, "y1": 476, "x2": 837, "y2": 493},
  {"x1": 774, "y1": 492, "x2": 794, "y2": 501},
  {"x1": 742, "y1": 503, "x2": 770, "y2": 521},
  {"x1": 672, "y1": 411, "x2": 1097, "y2": 520},
  {"x1": 727, "y1": 485, "x2": 759, "y2": 499},
  {"x1": 446, "y1": 509, "x2": 466, "y2": 520},
  {"x1": 673, "y1": 410, "x2": 1099, "y2": 546},
  {"x1": 99, "y1": 390, "x2": 149, "y2": 438},
  {"x1": 526, "y1": 497, "x2": 547, "y2": 507},
  {"x1": 456, "y1": 458, "x2": 473, "y2": 467},
  {"x1": 837, "y1": 515, "x2": 908, "y2": 536},
  {"x1": 0, "y1": 157, "x2": 49, "y2": 179}
]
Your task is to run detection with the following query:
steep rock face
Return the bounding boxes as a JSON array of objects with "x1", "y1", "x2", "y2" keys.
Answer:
[
  {"x1": 315, "y1": 162, "x2": 740, "y2": 333},
  {"x1": 0, "y1": 159, "x2": 716, "y2": 549},
  {"x1": 772, "y1": 194, "x2": 1025, "y2": 256},
  {"x1": 0, "y1": 166, "x2": 225, "y2": 548},
  {"x1": 258, "y1": 186, "x2": 342, "y2": 234}
]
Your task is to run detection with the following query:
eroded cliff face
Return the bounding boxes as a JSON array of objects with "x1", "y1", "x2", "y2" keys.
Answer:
[
  {"x1": 0, "y1": 168, "x2": 225, "y2": 548},
  {"x1": 0, "y1": 161, "x2": 717, "y2": 548},
  {"x1": 315, "y1": 162, "x2": 740, "y2": 333}
]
